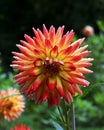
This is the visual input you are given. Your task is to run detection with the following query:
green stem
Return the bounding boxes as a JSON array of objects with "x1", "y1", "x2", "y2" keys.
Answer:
[
  {"x1": 57, "y1": 106, "x2": 65, "y2": 125},
  {"x1": 57, "y1": 100, "x2": 76, "y2": 130},
  {"x1": 63, "y1": 100, "x2": 70, "y2": 130},
  {"x1": 71, "y1": 102, "x2": 76, "y2": 130},
  {"x1": 57, "y1": 102, "x2": 69, "y2": 130}
]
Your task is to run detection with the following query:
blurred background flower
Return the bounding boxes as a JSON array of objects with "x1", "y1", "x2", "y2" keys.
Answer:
[
  {"x1": 10, "y1": 124, "x2": 30, "y2": 130},
  {"x1": 0, "y1": 88, "x2": 25, "y2": 121},
  {"x1": 82, "y1": 25, "x2": 94, "y2": 37}
]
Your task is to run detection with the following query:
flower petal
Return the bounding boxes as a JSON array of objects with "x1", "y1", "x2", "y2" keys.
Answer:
[
  {"x1": 48, "y1": 91, "x2": 60, "y2": 107},
  {"x1": 74, "y1": 78, "x2": 90, "y2": 86},
  {"x1": 20, "y1": 40, "x2": 34, "y2": 51},
  {"x1": 71, "y1": 38, "x2": 85, "y2": 51},
  {"x1": 42, "y1": 87, "x2": 49, "y2": 102},
  {"x1": 56, "y1": 77, "x2": 64, "y2": 96},
  {"x1": 50, "y1": 46, "x2": 58, "y2": 58},
  {"x1": 16, "y1": 75, "x2": 29, "y2": 85},
  {"x1": 24, "y1": 34, "x2": 35, "y2": 46},
  {"x1": 76, "y1": 63, "x2": 92, "y2": 67},
  {"x1": 64, "y1": 90, "x2": 73, "y2": 103},
  {"x1": 68, "y1": 84, "x2": 75, "y2": 96},
  {"x1": 55, "y1": 26, "x2": 64, "y2": 45},
  {"x1": 77, "y1": 68, "x2": 93, "y2": 74},
  {"x1": 45, "y1": 39, "x2": 52, "y2": 48},
  {"x1": 75, "y1": 45, "x2": 88, "y2": 54},
  {"x1": 60, "y1": 71, "x2": 76, "y2": 84},
  {"x1": 26, "y1": 75, "x2": 44, "y2": 95},
  {"x1": 14, "y1": 71, "x2": 29, "y2": 79},
  {"x1": 16, "y1": 44, "x2": 34, "y2": 57},
  {"x1": 70, "y1": 55, "x2": 82, "y2": 62},
  {"x1": 46, "y1": 77, "x2": 56, "y2": 91},
  {"x1": 12, "y1": 52, "x2": 28, "y2": 60},
  {"x1": 80, "y1": 51, "x2": 91, "y2": 57},
  {"x1": 49, "y1": 25, "x2": 55, "y2": 42},
  {"x1": 72, "y1": 84, "x2": 82, "y2": 95},
  {"x1": 63, "y1": 62, "x2": 76, "y2": 71},
  {"x1": 29, "y1": 67, "x2": 41, "y2": 76},
  {"x1": 43, "y1": 24, "x2": 49, "y2": 39},
  {"x1": 33, "y1": 58, "x2": 42, "y2": 67},
  {"x1": 59, "y1": 30, "x2": 74, "y2": 48},
  {"x1": 35, "y1": 85, "x2": 48, "y2": 104}
]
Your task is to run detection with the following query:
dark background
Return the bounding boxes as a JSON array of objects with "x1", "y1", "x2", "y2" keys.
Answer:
[{"x1": 0, "y1": 0, "x2": 104, "y2": 70}]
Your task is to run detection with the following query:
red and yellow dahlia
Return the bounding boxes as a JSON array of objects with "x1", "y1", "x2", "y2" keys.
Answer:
[
  {"x1": 10, "y1": 124, "x2": 30, "y2": 130},
  {"x1": 11, "y1": 25, "x2": 93, "y2": 106},
  {"x1": 0, "y1": 88, "x2": 25, "y2": 121}
]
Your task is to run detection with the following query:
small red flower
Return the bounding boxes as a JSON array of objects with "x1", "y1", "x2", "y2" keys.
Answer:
[
  {"x1": 11, "y1": 25, "x2": 93, "y2": 107},
  {"x1": 10, "y1": 124, "x2": 30, "y2": 130},
  {"x1": 0, "y1": 88, "x2": 25, "y2": 121}
]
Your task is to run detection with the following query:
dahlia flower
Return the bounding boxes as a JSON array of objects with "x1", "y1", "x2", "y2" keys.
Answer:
[
  {"x1": 0, "y1": 88, "x2": 25, "y2": 121},
  {"x1": 11, "y1": 25, "x2": 93, "y2": 106},
  {"x1": 10, "y1": 124, "x2": 30, "y2": 130}
]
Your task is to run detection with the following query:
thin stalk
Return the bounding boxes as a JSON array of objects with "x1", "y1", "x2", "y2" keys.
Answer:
[
  {"x1": 57, "y1": 106, "x2": 65, "y2": 125},
  {"x1": 71, "y1": 102, "x2": 76, "y2": 130},
  {"x1": 63, "y1": 100, "x2": 70, "y2": 130}
]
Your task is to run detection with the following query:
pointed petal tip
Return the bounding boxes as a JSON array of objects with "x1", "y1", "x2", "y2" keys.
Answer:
[
  {"x1": 12, "y1": 51, "x2": 15, "y2": 54},
  {"x1": 10, "y1": 64, "x2": 12, "y2": 67},
  {"x1": 87, "y1": 58, "x2": 94, "y2": 61},
  {"x1": 89, "y1": 70, "x2": 93, "y2": 73},
  {"x1": 79, "y1": 91, "x2": 83, "y2": 96},
  {"x1": 78, "y1": 37, "x2": 85, "y2": 42},
  {"x1": 32, "y1": 27, "x2": 35, "y2": 31},
  {"x1": 70, "y1": 29, "x2": 74, "y2": 32},
  {"x1": 61, "y1": 25, "x2": 65, "y2": 29},
  {"x1": 16, "y1": 44, "x2": 20, "y2": 47},
  {"x1": 24, "y1": 34, "x2": 28, "y2": 37},
  {"x1": 20, "y1": 40, "x2": 23, "y2": 43},
  {"x1": 79, "y1": 37, "x2": 85, "y2": 42},
  {"x1": 43, "y1": 24, "x2": 46, "y2": 28},
  {"x1": 85, "y1": 44, "x2": 88, "y2": 47},
  {"x1": 12, "y1": 51, "x2": 19, "y2": 55},
  {"x1": 82, "y1": 37, "x2": 85, "y2": 40},
  {"x1": 37, "y1": 28, "x2": 40, "y2": 31}
]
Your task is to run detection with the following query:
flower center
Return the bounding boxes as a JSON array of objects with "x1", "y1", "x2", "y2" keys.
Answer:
[
  {"x1": 5, "y1": 100, "x2": 13, "y2": 110},
  {"x1": 42, "y1": 57, "x2": 64, "y2": 77}
]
